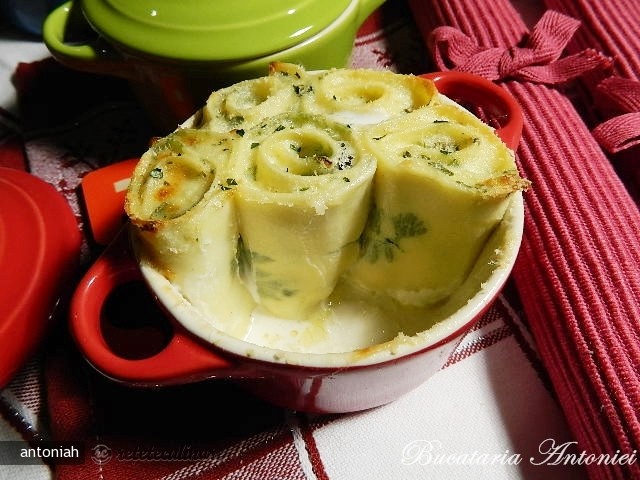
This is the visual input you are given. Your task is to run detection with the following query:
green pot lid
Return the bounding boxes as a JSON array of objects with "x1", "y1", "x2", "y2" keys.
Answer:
[{"x1": 80, "y1": 0, "x2": 353, "y2": 62}]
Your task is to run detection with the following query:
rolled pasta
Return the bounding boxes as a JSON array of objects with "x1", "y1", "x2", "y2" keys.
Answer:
[
  {"x1": 231, "y1": 113, "x2": 376, "y2": 319},
  {"x1": 125, "y1": 128, "x2": 254, "y2": 330},
  {"x1": 123, "y1": 64, "x2": 530, "y2": 354},
  {"x1": 301, "y1": 68, "x2": 438, "y2": 126},
  {"x1": 346, "y1": 104, "x2": 530, "y2": 306},
  {"x1": 199, "y1": 63, "x2": 307, "y2": 133}
]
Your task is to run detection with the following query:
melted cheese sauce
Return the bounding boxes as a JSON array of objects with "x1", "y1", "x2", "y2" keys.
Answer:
[{"x1": 326, "y1": 109, "x2": 394, "y2": 126}]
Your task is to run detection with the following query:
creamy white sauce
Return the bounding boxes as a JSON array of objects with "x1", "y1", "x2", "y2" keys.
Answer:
[
  {"x1": 241, "y1": 285, "x2": 401, "y2": 353},
  {"x1": 327, "y1": 109, "x2": 391, "y2": 126}
]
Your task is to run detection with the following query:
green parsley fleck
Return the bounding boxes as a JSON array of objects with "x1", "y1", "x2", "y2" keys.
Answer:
[
  {"x1": 359, "y1": 209, "x2": 427, "y2": 263},
  {"x1": 428, "y1": 161, "x2": 454, "y2": 176}
]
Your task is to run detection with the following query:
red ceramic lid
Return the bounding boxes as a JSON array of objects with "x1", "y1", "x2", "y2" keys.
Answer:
[{"x1": 0, "y1": 168, "x2": 82, "y2": 388}]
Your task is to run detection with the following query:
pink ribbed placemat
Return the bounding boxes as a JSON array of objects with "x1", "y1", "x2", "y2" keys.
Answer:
[
  {"x1": 542, "y1": 0, "x2": 640, "y2": 203},
  {"x1": 409, "y1": 1, "x2": 640, "y2": 480},
  {"x1": 543, "y1": 0, "x2": 640, "y2": 82}
]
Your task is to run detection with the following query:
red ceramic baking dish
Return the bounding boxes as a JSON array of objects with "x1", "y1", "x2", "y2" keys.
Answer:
[{"x1": 69, "y1": 71, "x2": 525, "y2": 413}]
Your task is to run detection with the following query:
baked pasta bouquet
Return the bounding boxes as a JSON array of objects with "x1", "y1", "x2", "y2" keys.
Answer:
[{"x1": 125, "y1": 64, "x2": 529, "y2": 353}]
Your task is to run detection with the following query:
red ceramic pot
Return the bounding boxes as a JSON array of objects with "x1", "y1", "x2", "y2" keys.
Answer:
[{"x1": 69, "y1": 71, "x2": 524, "y2": 413}]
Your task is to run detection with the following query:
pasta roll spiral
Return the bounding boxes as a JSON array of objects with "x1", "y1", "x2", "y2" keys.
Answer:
[
  {"x1": 200, "y1": 64, "x2": 307, "y2": 133},
  {"x1": 346, "y1": 104, "x2": 529, "y2": 306},
  {"x1": 301, "y1": 68, "x2": 438, "y2": 126},
  {"x1": 231, "y1": 113, "x2": 376, "y2": 319},
  {"x1": 125, "y1": 129, "x2": 254, "y2": 326}
]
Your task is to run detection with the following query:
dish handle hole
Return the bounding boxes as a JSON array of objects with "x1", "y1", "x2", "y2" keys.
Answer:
[{"x1": 100, "y1": 280, "x2": 173, "y2": 360}]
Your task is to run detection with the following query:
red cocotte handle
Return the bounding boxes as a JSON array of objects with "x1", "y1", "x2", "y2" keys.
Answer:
[
  {"x1": 69, "y1": 228, "x2": 234, "y2": 386},
  {"x1": 420, "y1": 71, "x2": 524, "y2": 150}
]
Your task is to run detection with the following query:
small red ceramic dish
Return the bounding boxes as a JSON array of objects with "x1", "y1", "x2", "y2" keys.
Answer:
[
  {"x1": 69, "y1": 72, "x2": 525, "y2": 413},
  {"x1": 0, "y1": 168, "x2": 81, "y2": 388},
  {"x1": 421, "y1": 71, "x2": 523, "y2": 149}
]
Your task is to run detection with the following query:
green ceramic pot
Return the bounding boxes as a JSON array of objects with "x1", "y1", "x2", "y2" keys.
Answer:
[{"x1": 43, "y1": 0, "x2": 385, "y2": 131}]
